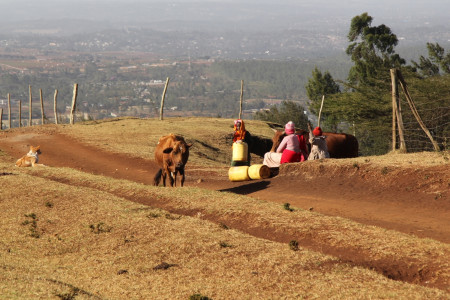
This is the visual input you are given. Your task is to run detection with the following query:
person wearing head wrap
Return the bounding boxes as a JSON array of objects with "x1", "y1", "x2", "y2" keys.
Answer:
[
  {"x1": 263, "y1": 121, "x2": 307, "y2": 168},
  {"x1": 307, "y1": 123, "x2": 330, "y2": 160},
  {"x1": 231, "y1": 119, "x2": 252, "y2": 166},
  {"x1": 233, "y1": 119, "x2": 246, "y2": 143}
]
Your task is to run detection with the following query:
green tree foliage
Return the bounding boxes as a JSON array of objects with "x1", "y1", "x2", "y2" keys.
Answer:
[
  {"x1": 346, "y1": 12, "x2": 406, "y2": 87},
  {"x1": 412, "y1": 43, "x2": 450, "y2": 77},
  {"x1": 253, "y1": 100, "x2": 309, "y2": 129},
  {"x1": 305, "y1": 67, "x2": 340, "y2": 105},
  {"x1": 324, "y1": 90, "x2": 392, "y2": 155},
  {"x1": 305, "y1": 67, "x2": 341, "y2": 130}
]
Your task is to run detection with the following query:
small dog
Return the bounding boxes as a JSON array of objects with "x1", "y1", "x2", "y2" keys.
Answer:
[{"x1": 15, "y1": 145, "x2": 43, "y2": 167}]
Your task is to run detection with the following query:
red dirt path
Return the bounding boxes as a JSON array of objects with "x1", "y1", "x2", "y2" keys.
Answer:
[{"x1": 0, "y1": 129, "x2": 449, "y2": 245}]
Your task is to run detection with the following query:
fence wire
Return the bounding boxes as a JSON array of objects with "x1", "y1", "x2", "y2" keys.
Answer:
[{"x1": 398, "y1": 94, "x2": 449, "y2": 152}]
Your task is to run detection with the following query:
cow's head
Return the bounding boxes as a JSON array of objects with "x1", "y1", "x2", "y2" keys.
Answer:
[
  {"x1": 163, "y1": 141, "x2": 192, "y2": 171},
  {"x1": 270, "y1": 129, "x2": 285, "y2": 152}
]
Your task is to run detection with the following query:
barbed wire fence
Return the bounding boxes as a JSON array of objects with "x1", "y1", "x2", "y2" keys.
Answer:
[
  {"x1": 400, "y1": 95, "x2": 449, "y2": 152},
  {"x1": 392, "y1": 69, "x2": 449, "y2": 152}
]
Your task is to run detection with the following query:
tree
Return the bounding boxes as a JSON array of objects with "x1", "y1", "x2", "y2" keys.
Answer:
[
  {"x1": 305, "y1": 67, "x2": 340, "y2": 107},
  {"x1": 305, "y1": 67, "x2": 341, "y2": 130},
  {"x1": 253, "y1": 101, "x2": 309, "y2": 129},
  {"x1": 412, "y1": 43, "x2": 450, "y2": 77},
  {"x1": 332, "y1": 13, "x2": 408, "y2": 154},
  {"x1": 346, "y1": 12, "x2": 405, "y2": 86}
]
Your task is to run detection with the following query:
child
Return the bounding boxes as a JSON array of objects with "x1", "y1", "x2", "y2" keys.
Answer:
[{"x1": 308, "y1": 123, "x2": 330, "y2": 160}]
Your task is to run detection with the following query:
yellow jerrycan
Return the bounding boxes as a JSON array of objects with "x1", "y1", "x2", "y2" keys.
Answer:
[
  {"x1": 232, "y1": 141, "x2": 248, "y2": 162},
  {"x1": 228, "y1": 166, "x2": 250, "y2": 181},
  {"x1": 248, "y1": 164, "x2": 270, "y2": 180}
]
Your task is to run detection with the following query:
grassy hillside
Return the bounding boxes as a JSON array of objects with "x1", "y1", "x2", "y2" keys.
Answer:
[{"x1": 0, "y1": 117, "x2": 448, "y2": 299}]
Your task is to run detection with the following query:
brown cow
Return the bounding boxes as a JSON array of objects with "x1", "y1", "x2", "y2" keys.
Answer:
[
  {"x1": 271, "y1": 129, "x2": 358, "y2": 158},
  {"x1": 153, "y1": 134, "x2": 192, "y2": 187}
]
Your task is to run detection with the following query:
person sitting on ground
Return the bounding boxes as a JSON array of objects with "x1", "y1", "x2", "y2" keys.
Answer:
[
  {"x1": 263, "y1": 121, "x2": 306, "y2": 168},
  {"x1": 231, "y1": 119, "x2": 252, "y2": 166},
  {"x1": 307, "y1": 123, "x2": 330, "y2": 160}
]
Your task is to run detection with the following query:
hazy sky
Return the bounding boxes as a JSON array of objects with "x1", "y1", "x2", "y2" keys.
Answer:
[
  {"x1": 1, "y1": 0, "x2": 449, "y2": 35},
  {"x1": 2, "y1": 0, "x2": 449, "y2": 22}
]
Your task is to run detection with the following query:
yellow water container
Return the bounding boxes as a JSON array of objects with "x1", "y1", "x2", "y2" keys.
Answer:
[
  {"x1": 228, "y1": 166, "x2": 250, "y2": 181},
  {"x1": 232, "y1": 141, "x2": 248, "y2": 162},
  {"x1": 248, "y1": 164, "x2": 271, "y2": 180}
]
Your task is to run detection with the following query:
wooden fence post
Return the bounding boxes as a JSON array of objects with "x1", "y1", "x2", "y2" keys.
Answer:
[
  {"x1": 29, "y1": 85, "x2": 32, "y2": 126},
  {"x1": 8, "y1": 93, "x2": 11, "y2": 129},
  {"x1": 391, "y1": 70, "x2": 397, "y2": 151},
  {"x1": 239, "y1": 80, "x2": 244, "y2": 120},
  {"x1": 19, "y1": 100, "x2": 22, "y2": 127},
  {"x1": 159, "y1": 77, "x2": 170, "y2": 121},
  {"x1": 396, "y1": 69, "x2": 440, "y2": 151},
  {"x1": 40, "y1": 89, "x2": 45, "y2": 125},
  {"x1": 390, "y1": 69, "x2": 406, "y2": 152},
  {"x1": 317, "y1": 95, "x2": 325, "y2": 128},
  {"x1": 54, "y1": 89, "x2": 58, "y2": 124},
  {"x1": 0, "y1": 108, "x2": 3, "y2": 130},
  {"x1": 70, "y1": 84, "x2": 78, "y2": 125}
]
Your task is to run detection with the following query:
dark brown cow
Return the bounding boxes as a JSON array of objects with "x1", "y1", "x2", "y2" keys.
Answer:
[
  {"x1": 271, "y1": 129, "x2": 358, "y2": 158},
  {"x1": 153, "y1": 134, "x2": 192, "y2": 187}
]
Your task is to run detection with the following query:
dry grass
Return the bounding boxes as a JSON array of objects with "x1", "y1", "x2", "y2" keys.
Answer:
[
  {"x1": 0, "y1": 161, "x2": 449, "y2": 299},
  {"x1": 330, "y1": 150, "x2": 449, "y2": 168}
]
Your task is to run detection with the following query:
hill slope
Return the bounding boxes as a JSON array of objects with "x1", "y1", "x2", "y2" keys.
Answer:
[{"x1": 0, "y1": 117, "x2": 449, "y2": 297}]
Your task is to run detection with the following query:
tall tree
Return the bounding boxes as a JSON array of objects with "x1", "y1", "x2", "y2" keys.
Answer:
[
  {"x1": 346, "y1": 12, "x2": 405, "y2": 86},
  {"x1": 339, "y1": 13, "x2": 407, "y2": 154}
]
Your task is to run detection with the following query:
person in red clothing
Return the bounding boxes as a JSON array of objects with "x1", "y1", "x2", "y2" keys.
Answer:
[{"x1": 263, "y1": 121, "x2": 308, "y2": 167}]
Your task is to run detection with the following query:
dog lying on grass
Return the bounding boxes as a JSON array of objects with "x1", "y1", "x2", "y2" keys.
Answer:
[{"x1": 15, "y1": 145, "x2": 44, "y2": 167}]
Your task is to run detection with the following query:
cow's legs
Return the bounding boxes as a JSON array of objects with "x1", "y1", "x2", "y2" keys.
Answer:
[
  {"x1": 162, "y1": 168, "x2": 168, "y2": 187},
  {"x1": 179, "y1": 168, "x2": 185, "y2": 187},
  {"x1": 169, "y1": 171, "x2": 176, "y2": 187},
  {"x1": 171, "y1": 171, "x2": 177, "y2": 187},
  {"x1": 153, "y1": 169, "x2": 163, "y2": 186}
]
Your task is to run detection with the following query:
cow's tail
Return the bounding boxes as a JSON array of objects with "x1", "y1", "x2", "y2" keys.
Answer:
[{"x1": 153, "y1": 169, "x2": 162, "y2": 186}]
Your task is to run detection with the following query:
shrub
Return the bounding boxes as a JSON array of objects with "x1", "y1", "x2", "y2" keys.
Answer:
[
  {"x1": 289, "y1": 240, "x2": 299, "y2": 251},
  {"x1": 89, "y1": 222, "x2": 112, "y2": 234},
  {"x1": 283, "y1": 203, "x2": 294, "y2": 212},
  {"x1": 189, "y1": 294, "x2": 211, "y2": 300}
]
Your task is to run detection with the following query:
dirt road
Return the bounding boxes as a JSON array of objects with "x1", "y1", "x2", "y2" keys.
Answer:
[{"x1": 1, "y1": 128, "x2": 449, "y2": 243}]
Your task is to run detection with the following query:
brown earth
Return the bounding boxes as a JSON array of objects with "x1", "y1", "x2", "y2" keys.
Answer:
[{"x1": 1, "y1": 126, "x2": 449, "y2": 290}]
